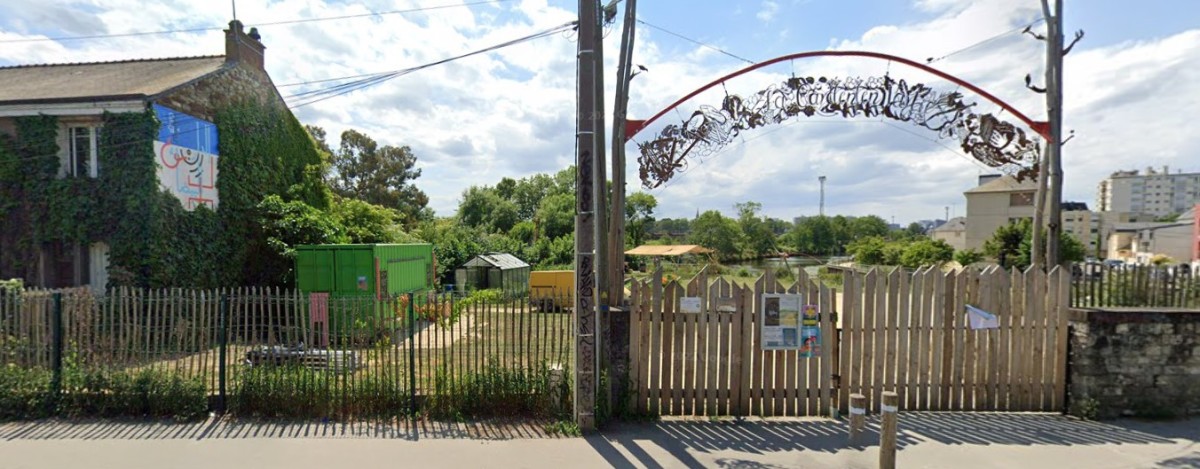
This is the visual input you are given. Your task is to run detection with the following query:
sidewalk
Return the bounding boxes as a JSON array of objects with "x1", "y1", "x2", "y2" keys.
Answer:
[{"x1": 1, "y1": 413, "x2": 1197, "y2": 469}]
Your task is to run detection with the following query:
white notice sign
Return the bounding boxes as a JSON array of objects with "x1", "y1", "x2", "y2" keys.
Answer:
[{"x1": 680, "y1": 297, "x2": 701, "y2": 313}]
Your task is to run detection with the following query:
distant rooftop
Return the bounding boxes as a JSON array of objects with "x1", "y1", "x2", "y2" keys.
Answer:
[
  {"x1": 931, "y1": 217, "x2": 966, "y2": 232},
  {"x1": 964, "y1": 175, "x2": 1037, "y2": 194}
]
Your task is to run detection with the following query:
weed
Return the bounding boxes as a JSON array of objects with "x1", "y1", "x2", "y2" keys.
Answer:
[
  {"x1": 1069, "y1": 396, "x2": 1100, "y2": 420},
  {"x1": 544, "y1": 419, "x2": 581, "y2": 437}
]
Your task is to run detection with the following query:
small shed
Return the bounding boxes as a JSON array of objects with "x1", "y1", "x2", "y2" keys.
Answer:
[{"x1": 456, "y1": 253, "x2": 530, "y2": 298}]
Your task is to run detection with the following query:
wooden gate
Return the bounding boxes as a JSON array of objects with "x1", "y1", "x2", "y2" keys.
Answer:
[
  {"x1": 628, "y1": 267, "x2": 837, "y2": 417},
  {"x1": 628, "y1": 265, "x2": 1070, "y2": 417}
]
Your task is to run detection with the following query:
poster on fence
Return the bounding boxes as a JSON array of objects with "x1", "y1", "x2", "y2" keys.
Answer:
[
  {"x1": 761, "y1": 294, "x2": 801, "y2": 350},
  {"x1": 799, "y1": 304, "x2": 821, "y2": 358}
]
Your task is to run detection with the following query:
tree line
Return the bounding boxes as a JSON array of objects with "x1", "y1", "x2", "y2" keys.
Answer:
[{"x1": 266, "y1": 127, "x2": 1084, "y2": 288}]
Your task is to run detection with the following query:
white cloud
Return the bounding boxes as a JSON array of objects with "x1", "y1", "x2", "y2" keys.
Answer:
[
  {"x1": 756, "y1": 1, "x2": 779, "y2": 23},
  {"x1": 0, "y1": 0, "x2": 1195, "y2": 227}
]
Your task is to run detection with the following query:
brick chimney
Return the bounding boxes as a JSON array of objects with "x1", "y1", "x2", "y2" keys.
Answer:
[{"x1": 224, "y1": 20, "x2": 265, "y2": 70}]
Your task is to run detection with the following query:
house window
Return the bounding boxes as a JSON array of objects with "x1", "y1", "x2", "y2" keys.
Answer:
[
  {"x1": 1009, "y1": 192, "x2": 1034, "y2": 206},
  {"x1": 67, "y1": 126, "x2": 100, "y2": 177}
]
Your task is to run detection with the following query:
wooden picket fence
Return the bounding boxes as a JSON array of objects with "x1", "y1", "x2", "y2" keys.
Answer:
[
  {"x1": 628, "y1": 266, "x2": 837, "y2": 417},
  {"x1": 628, "y1": 264, "x2": 1070, "y2": 417},
  {"x1": 838, "y1": 265, "x2": 1070, "y2": 414}
]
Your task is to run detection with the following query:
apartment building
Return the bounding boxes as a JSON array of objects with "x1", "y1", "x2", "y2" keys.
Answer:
[{"x1": 1097, "y1": 166, "x2": 1200, "y2": 217}]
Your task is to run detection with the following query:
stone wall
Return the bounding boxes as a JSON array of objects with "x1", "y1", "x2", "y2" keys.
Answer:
[
  {"x1": 1069, "y1": 308, "x2": 1200, "y2": 419},
  {"x1": 154, "y1": 64, "x2": 285, "y2": 121}
]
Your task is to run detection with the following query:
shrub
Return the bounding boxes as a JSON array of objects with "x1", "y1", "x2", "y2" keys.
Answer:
[
  {"x1": 0, "y1": 365, "x2": 52, "y2": 420},
  {"x1": 229, "y1": 365, "x2": 409, "y2": 420},
  {"x1": 425, "y1": 359, "x2": 569, "y2": 420},
  {"x1": 954, "y1": 248, "x2": 984, "y2": 266},
  {"x1": 61, "y1": 368, "x2": 208, "y2": 421}
]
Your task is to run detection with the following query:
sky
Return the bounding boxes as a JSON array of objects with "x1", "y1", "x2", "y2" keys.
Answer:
[{"x1": 1, "y1": 0, "x2": 1197, "y2": 225}]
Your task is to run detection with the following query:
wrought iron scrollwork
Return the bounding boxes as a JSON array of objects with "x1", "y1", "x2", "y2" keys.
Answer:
[{"x1": 636, "y1": 76, "x2": 1042, "y2": 188}]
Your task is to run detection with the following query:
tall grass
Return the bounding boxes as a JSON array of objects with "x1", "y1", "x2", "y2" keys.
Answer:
[
  {"x1": 424, "y1": 358, "x2": 571, "y2": 420},
  {"x1": 0, "y1": 365, "x2": 207, "y2": 421}
]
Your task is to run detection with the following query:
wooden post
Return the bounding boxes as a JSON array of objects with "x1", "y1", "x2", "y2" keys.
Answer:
[
  {"x1": 880, "y1": 391, "x2": 899, "y2": 469},
  {"x1": 849, "y1": 393, "x2": 866, "y2": 445}
]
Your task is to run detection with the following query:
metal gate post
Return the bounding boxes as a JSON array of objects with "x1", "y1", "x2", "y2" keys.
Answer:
[
  {"x1": 218, "y1": 294, "x2": 229, "y2": 412},
  {"x1": 49, "y1": 292, "x2": 64, "y2": 412},
  {"x1": 408, "y1": 292, "x2": 417, "y2": 417}
]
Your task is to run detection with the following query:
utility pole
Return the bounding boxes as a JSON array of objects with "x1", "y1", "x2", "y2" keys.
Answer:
[
  {"x1": 594, "y1": 1, "x2": 609, "y2": 318},
  {"x1": 607, "y1": 0, "x2": 637, "y2": 414},
  {"x1": 574, "y1": 0, "x2": 601, "y2": 432},
  {"x1": 1043, "y1": 0, "x2": 1066, "y2": 267},
  {"x1": 818, "y1": 176, "x2": 827, "y2": 217},
  {"x1": 944, "y1": 206, "x2": 949, "y2": 222}
]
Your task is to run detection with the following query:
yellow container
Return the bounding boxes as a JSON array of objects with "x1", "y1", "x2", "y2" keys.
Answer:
[{"x1": 530, "y1": 270, "x2": 573, "y2": 311}]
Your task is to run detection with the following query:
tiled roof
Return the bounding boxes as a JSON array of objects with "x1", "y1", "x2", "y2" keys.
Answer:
[{"x1": 0, "y1": 56, "x2": 226, "y2": 104}]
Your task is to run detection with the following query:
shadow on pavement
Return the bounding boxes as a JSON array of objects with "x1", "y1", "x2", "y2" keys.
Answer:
[
  {"x1": 0, "y1": 416, "x2": 559, "y2": 441},
  {"x1": 585, "y1": 413, "x2": 1199, "y2": 468}
]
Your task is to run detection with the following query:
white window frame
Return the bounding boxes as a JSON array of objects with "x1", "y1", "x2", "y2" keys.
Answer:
[{"x1": 66, "y1": 125, "x2": 101, "y2": 178}]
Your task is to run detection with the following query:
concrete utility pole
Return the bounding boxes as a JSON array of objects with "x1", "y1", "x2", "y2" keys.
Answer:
[
  {"x1": 1043, "y1": 0, "x2": 1066, "y2": 266},
  {"x1": 607, "y1": 0, "x2": 637, "y2": 417},
  {"x1": 574, "y1": 0, "x2": 601, "y2": 432}
]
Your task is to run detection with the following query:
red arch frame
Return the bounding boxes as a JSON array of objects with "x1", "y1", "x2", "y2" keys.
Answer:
[{"x1": 625, "y1": 50, "x2": 1050, "y2": 141}]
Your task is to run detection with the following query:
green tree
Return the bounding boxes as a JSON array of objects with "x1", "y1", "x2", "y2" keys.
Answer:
[
  {"x1": 849, "y1": 215, "x2": 890, "y2": 241},
  {"x1": 734, "y1": 201, "x2": 776, "y2": 258},
  {"x1": 329, "y1": 197, "x2": 420, "y2": 244},
  {"x1": 325, "y1": 129, "x2": 428, "y2": 227},
  {"x1": 985, "y1": 219, "x2": 1086, "y2": 269},
  {"x1": 511, "y1": 173, "x2": 555, "y2": 220},
  {"x1": 625, "y1": 191, "x2": 658, "y2": 248},
  {"x1": 651, "y1": 218, "x2": 690, "y2": 238},
  {"x1": 846, "y1": 236, "x2": 888, "y2": 265},
  {"x1": 508, "y1": 220, "x2": 536, "y2": 244},
  {"x1": 255, "y1": 195, "x2": 344, "y2": 285},
  {"x1": 900, "y1": 239, "x2": 954, "y2": 268},
  {"x1": 983, "y1": 220, "x2": 1029, "y2": 268},
  {"x1": 689, "y1": 210, "x2": 743, "y2": 260},
  {"x1": 495, "y1": 177, "x2": 517, "y2": 200},
  {"x1": 787, "y1": 216, "x2": 836, "y2": 255},
  {"x1": 954, "y1": 248, "x2": 984, "y2": 266},
  {"x1": 535, "y1": 193, "x2": 576, "y2": 240},
  {"x1": 456, "y1": 185, "x2": 518, "y2": 233},
  {"x1": 904, "y1": 222, "x2": 927, "y2": 238}
]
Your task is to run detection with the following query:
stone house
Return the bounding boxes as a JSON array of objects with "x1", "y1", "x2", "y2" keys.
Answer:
[{"x1": 0, "y1": 21, "x2": 289, "y2": 289}]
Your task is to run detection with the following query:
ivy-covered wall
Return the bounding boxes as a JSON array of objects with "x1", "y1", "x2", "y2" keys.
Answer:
[
  {"x1": 214, "y1": 101, "x2": 330, "y2": 286},
  {"x1": 0, "y1": 99, "x2": 328, "y2": 288}
]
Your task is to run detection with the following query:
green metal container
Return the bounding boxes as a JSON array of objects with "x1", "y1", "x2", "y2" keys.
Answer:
[
  {"x1": 295, "y1": 244, "x2": 434, "y2": 297},
  {"x1": 295, "y1": 244, "x2": 435, "y2": 330}
]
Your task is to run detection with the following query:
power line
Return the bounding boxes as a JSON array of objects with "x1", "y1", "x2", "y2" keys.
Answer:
[
  {"x1": 926, "y1": 17, "x2": 1046, "y2": 63},
  {"x1": 286, "y1": 21, "x2": 577, "y2": 108},
  {"x1": 636, "y1": 19, "x2": 755, "y2": 65},
  {"x1": 0, "y1": 0, "x2": 515, "y2": 44}
]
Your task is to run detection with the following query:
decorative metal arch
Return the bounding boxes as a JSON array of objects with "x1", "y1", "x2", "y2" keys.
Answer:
[{"x1": 627, "y1": 51, "x2": 1049, "y2": 189}]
